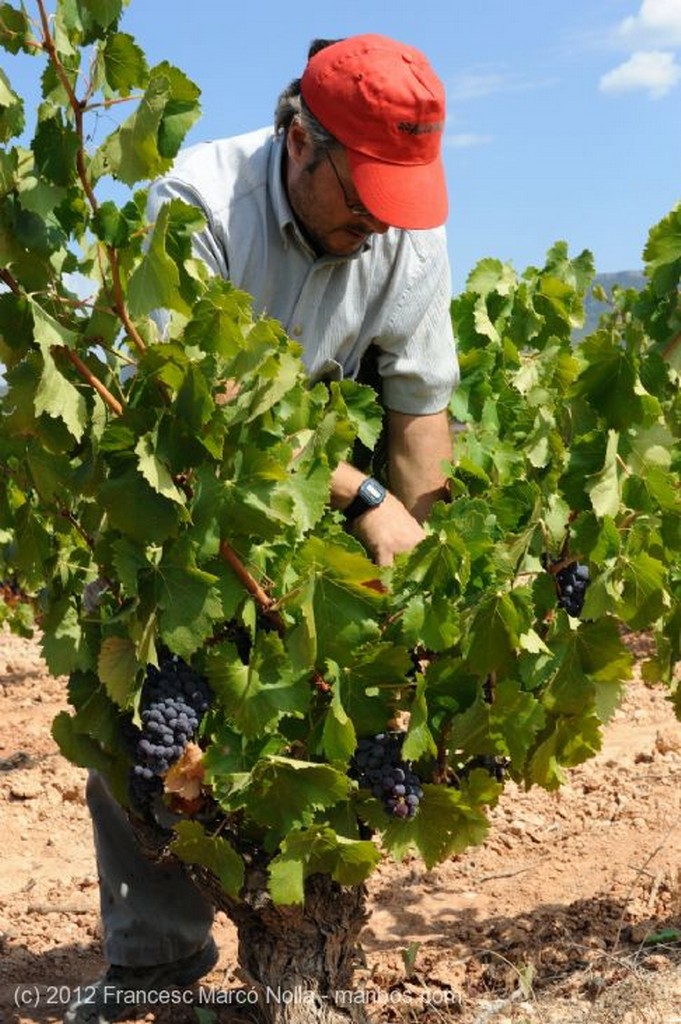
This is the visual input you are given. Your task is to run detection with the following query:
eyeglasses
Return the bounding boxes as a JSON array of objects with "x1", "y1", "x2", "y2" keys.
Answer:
[{"x1": 325, "y1": 150, "x2": 373, "y2": 218}]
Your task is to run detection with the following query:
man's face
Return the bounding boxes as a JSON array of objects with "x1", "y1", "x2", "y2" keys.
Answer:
[{"x1": 285, "y1": 122, "x2": 390, "y2": 257}]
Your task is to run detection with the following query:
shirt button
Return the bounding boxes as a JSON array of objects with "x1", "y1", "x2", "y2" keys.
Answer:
[{"x1": 292, "y1": 324, "x2": 303, "y2": 337}]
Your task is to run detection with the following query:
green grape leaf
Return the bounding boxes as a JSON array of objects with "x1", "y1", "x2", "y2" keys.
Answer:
[
  {"x1": 127, "y1": 201, "x2": 188, "y2": 316},
  {"x1": 153, "y1": 545, "x2": 223, "y2": 658},
  {"x1": 338, "y1": 644, "x2": 410, "y2": 737},
  {"x1": 205, "y1": 633, "x2": 310, "y2": 738},
  {"x1": 528, "y1": 713, "x2": 603, "y2": 789},
  {"x1": 92, "y1": 199, "x2": 132, "y2": 247},
  {"x1": 40, "y1": 597, "x2": 93, "y2": 676},
  {"x1": 268, "y1": 852, "x2": 304, "y2": 906},
  {"x1": 643, "y1": 203, "x2": 681, "y2": 294},
  {"x1": 35, "y1": 351, "x2": 88, "y2": 442},
  {"x1": 64, "y1": 0, "x2": 126, "y2": 40},
  {"x1": 395, "y1": 524, "x2": 470, "y2": 595},
  {"x1": 134, "y1": 429, "x2": 186, "y2": 504},
  {"x1": 0, "y1": 291, "x2": 32, "y2": 367},
  {"x1": 65, "y1": 671, "x2": 123, "y2": 749},
  {"x1": 98, "y1": 635, "x2": 138, "y2": 708},
  {"x1": 26, "y1": 442, "x2": 74, "y2": 502},
  {"x1": 99, "y1": 468, "x2": 181, "y2": 544},
  {"x1": 0, "y1": 66, "x2": 24, "y2": 141},
  {"x1": 574, "y1": 336, "x2": 645, "y2": 430},
  {"x1": 402, "y1": 675, "x2": 437, "y2": 762},
  {"x1": 32, "y1": 113, "x2": 81, "y2": 187},
  {"x1": 322, "y1": 674, "x2": 357, "y2": 765},
  {"x1": 91, "y1": 62, "x2": 200, "y2": 185},
  {"x1": 244, "y1": 757, "x2": 351, "y2": 838},
  {"x1": 280, "y1": 459, "x2": 333, "y2": 534},
  {"x1": 102, "y1": 31, "x2": 149, "y2": 96},
  {"x1": 449, "y1": 679, "x2": 545, "y2": 767},
  {"x1": 290, "y1": 537, "x2": 385, "y2": 662},
  {"x1": 400, "y1": 592, "x2": 461, "y2": 652},
  {"x1": 269, "y1": 827, "x2": 380, "y2": 905},
  {"x1": 171, "y1": 820, "x2": 244, "y2": 900},
  {"x1": 618, "y1": 552, "x2": 669, "y2": 631},
  {"x1": 337, "y1": 380, "x2": 384, "y2": 450},
  {"x1": 29, "y1": 298, "x2": 78, "y2": 351},
  {"x1": 382, "y1": 777, "x2": 498, "y2": 869},
  {"x1": 464, "y1": 592, "x2": 527, "y2": 676},
  {"x1": 585, "y1": 430, "x2": 621, "y2": 518},
  {"x1": 52, "y1": 710, "x2": 116, "y2": 774},
  {"x1": 0, "y1": 3, "x2": 33, "y2": 54}
]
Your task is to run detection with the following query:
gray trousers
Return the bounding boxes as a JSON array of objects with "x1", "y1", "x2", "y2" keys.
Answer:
[{"x1": 86, "y1": 771, "x2": 214, "y2": 966}]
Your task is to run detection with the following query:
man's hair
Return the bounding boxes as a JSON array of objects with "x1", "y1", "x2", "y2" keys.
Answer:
[{"x1": 274, "y1": 38, "x2": 343, "y2": 151}]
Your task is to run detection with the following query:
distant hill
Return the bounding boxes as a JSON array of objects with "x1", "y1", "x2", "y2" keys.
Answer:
[{"x1": 577, "y1": 270, "x2": 647, "y2": 339}]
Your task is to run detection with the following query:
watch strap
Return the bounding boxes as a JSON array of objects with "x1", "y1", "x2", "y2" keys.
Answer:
[{"x1": 343, "y1": 477, "x2": 386, "y2": 522}]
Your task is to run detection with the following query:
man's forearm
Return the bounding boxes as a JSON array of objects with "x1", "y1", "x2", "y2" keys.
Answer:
[
  {"x1": 387, "y1": 409, "x2": 452, "y2": 522},
  {"x1": 329, "y1": 461, "x2": 373, "y2": 511}
]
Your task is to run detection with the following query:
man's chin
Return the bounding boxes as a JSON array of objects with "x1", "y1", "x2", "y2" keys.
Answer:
[{"x1": 324, "y1": 229, "x2": 368, "y2": 256}]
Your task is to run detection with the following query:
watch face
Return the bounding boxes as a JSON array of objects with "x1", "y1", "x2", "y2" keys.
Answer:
[{"x1": 344, "y1": 477, "x2": 387, "y2": 522}]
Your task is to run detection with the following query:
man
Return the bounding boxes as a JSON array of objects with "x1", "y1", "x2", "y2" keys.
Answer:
[{"x1": 66, "y1": 33, "x2": 458, "y2": 1023}]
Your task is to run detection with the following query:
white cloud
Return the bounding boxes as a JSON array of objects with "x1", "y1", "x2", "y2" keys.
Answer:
[
  {"x1": 616, "y1": 0, "x2": 681, "y2": 47},
  {"x1": 445, "y1": 133, "x2": 492, "y2": 149},
  {"x1": 448, "y1": 72, "x2": 509, "y2": 102},
  {"x1": 447, "y1": 70, "x2": 552, "y2": 103},
  {"x1": 599, "y1": 49, "x2": 681, "y2": 96}
]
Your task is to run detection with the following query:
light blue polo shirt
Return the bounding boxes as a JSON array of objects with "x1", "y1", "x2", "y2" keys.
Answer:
[{"x1": 147, "y1": 127, "x2": 459, "y2": 415}]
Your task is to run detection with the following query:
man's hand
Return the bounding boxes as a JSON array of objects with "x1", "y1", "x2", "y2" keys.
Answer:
[{"x1": 349, "y1": 491, "x2": 425, "y2": 566}]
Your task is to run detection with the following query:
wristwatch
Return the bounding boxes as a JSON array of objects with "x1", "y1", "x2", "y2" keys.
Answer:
[{"x1": 343, "y1": 477, "x2": 387, "y2": 522}]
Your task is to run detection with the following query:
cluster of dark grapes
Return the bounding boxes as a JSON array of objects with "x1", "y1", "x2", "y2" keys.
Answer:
[
  {"x1": 128, "y1": 651, "x2": 212, "y2": 813},
  {"x1": 350, "y1": 732, "x2": 423, "y2": 819},
  {"x1": 554, "y1": 561, "x2": 590, "y2": 618}
]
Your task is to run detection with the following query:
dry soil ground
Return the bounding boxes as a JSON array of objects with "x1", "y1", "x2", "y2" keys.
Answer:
[{"x1": 1, "y1": 627, "x2": 680, "y2": 1024}]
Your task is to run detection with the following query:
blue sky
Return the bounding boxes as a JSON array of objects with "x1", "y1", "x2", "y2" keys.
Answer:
[{"x1": 4, "y1": 0, "x2": 681, "y2": 292}]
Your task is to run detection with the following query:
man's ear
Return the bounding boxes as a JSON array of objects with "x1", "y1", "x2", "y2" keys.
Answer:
[{"x1": 286, "y1": 118, "x2": 310, "y2": 166}]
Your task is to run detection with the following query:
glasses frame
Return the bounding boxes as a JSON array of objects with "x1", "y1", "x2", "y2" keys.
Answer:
[{"x1": 325, "y1": 150, "x2": 372, "y2": 219}]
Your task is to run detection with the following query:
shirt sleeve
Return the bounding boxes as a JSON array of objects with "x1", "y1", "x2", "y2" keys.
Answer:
[
  {"x1": 146, "y1": 175, "x2": 230, "y2": 280},
  {"x1": 376, "y1": 227, "x2": 459, "y2": 416}
]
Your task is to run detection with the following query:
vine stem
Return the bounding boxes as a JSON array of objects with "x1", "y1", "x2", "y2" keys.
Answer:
[
  {"x1": 0, "y1": 267, "x2": 21, "y2": 294},
  {"x1": 219, "y1": 541, "x2": 286, "y2": 634},
  {"x1": 83, "y1": 94, "x2": 144, "y2": 112},
  {"x1": 35, "y1": 0, "x2": 146, "y2": 357},
  {"x1": 57, "y1": 347, "x2": 123, "y2": 416},
  {"x1": 57, "y1": 500, "x2": 95, "y2": 549}
]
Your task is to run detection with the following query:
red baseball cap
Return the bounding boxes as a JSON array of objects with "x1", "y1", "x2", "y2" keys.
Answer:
[{"x1": 300, "y1": 34, "x2": 448, "y2": 230}]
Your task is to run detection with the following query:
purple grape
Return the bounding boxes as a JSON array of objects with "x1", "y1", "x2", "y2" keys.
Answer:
[{"x1": 349, "y1": 732, "x2": 423, "y2": 819}]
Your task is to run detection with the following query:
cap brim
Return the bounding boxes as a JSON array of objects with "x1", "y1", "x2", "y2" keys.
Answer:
[{"x1": 347, "y1": 149, "x2": 448, "y2": 230}]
